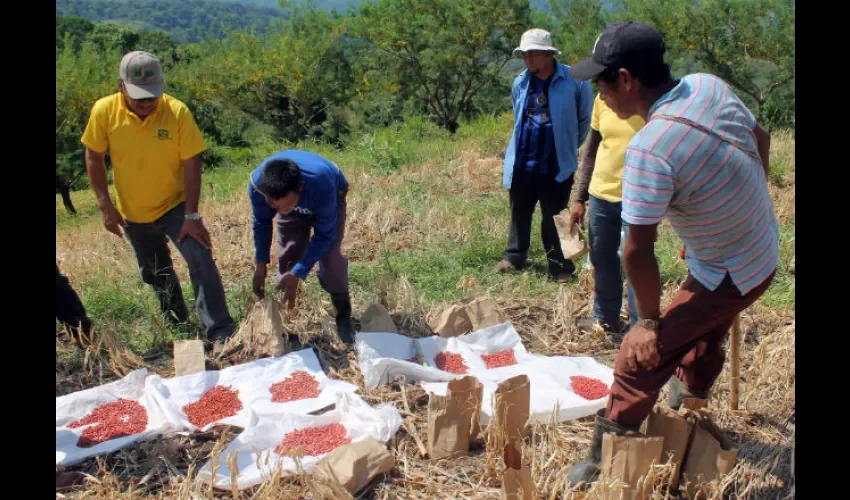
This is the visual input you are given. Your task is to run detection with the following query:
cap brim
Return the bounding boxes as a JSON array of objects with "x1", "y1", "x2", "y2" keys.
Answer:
[
  {"x1": 124, "y1": 82, "x2": 163, "y2": 100},
  {"x1": 569, "y1": 57, "x2": 608, "y2": 81},
  {"x1": 513, "y1": 46, "x2": 562, "y2": 58}
]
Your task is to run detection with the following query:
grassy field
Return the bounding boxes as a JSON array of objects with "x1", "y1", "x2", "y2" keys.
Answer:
[{"x1": 55, "y1": 114, "x2": 795, "y2": 499}]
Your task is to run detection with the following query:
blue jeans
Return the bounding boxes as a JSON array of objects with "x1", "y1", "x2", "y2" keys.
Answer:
[{"x1": 588, "y1": 195, "x2": 637, "y2": 328}]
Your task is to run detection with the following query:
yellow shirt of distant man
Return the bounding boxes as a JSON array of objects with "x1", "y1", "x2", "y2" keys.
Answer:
[
  {"x1": 588, "y1": 94, "x2": 646, "y2": 202},
  {"x1": 81, "y1": 53, "x2": 206, "y2": 223}
]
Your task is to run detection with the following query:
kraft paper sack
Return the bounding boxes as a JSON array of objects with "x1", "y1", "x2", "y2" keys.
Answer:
[
  {"x1": 502, "y1": 465, "x2": 535, "y2": 500},
  {"x1": 489, "y1": 374, "x2": 530, "y2": 454},
  {"x1": 553, "y1": 210, "x2": 589, "y2": 260},
  {"x1": 428, "y1": 297, "x2": 503, "y2": 337},
  {"x1": 220, "y1": 297, "x2": 286, "y2": 359},
  {"x1": 427, "y1": 376, "x2": 483, "y2": 459},
  {"x1": 173, "y1": 339, "x2": 205, "y2": 376},
  {"x1": 501, "y1": 437, "x2": 535, "y2": 500},
  {"x1": 680, "y1": 411, "x2": 739, "y2": 498},
  {"x1": 644, "y1": 406, "x2": 695, "y2": 489},
  {"x1": 599, "y1": 433, "x2": 665, "y2": 500},
  {"x1": 360, "y1": 304, "x2": 398, "y2": 333},
  {"x1": 314, "y1": 438, "x2": 395, "y2": 495}
]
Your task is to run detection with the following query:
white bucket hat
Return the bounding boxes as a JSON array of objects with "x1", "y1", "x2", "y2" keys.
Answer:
[{"x1": 513, "y1": 28, "x2": 561, "y2": 58}]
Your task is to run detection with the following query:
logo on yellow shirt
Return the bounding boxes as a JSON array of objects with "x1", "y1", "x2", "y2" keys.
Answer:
[{"x1": 157, "y1": 129, "x2": 171, "y2": 140}]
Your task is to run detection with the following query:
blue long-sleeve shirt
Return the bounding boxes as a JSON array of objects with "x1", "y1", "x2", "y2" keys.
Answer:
[
  {"x1": 249, "y1": 150, "x2": 349, "y2": 280},
  {"x1": 503, "y1": 62, "x2": 594, "y2": 189}
]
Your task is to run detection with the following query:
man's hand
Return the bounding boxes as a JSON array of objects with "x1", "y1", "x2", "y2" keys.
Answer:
[
  {"x1": 101, "y1": 205, "x2": 127, "y2": 238},
  {"x1": 253, "y1": 263, "x2": 268, "y2": 299},
  {"x1": 178, "y1": 219, "x2": 212, "y2": 249},
  {"x1": 277, "y1": 272, "x2": 300, "y2": 311},
  {"x1": 622, "y1": 323, "x2": 662, "y2": 372},
  {"x1": 569, "y1": 201, "x2": 587, "y2": 231}
]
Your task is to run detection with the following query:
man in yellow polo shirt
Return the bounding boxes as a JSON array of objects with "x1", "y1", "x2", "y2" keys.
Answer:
[
  {"x1": 570, "y1": 93, "x2": 645, "y2": 340},
  {"x1": 81, "y1": 51, "x2": 235, "y2": 345}
]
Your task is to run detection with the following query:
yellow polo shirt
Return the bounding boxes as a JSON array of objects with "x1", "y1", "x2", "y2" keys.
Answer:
[
  {"x1": 81, "y1": 93, "x2": 206, "y2": 223},
  {"x1": 588, "y1": 94, "x2": 646, "y2": 203}
]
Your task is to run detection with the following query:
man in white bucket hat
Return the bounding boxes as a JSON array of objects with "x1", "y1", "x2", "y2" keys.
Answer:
[{"x1": 497, "y1": 28, "x2": 594, "y2": 282}]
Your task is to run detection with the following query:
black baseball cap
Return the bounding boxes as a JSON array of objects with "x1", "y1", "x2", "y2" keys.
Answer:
[{"x1": 570, "y1": 22, "x2": 666, "y2": 81}]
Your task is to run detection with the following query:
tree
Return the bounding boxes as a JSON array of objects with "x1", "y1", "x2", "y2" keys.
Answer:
[
  {"x1": 169, "y1": 8, "x2": 358, "y2": 145},
  {"x1": 616, "y1": 0, "x2": 795, "y2": 127},
  {"x1": 56, "y1": 15, "x2": 94, "y2": 52},
  {"x1": 56, "y1": 42, "x2": 118, "y2": 215},
  {"x1": 545, "y1": 0, "x2": 610, "y2": 65},
  {"x1": 353, "y1": 0, "x2": 531, "y2": 133}
]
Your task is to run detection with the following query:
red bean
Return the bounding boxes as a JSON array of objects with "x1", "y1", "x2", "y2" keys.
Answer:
[
  {"x1": 480, "y1": 350, "x2": 517, "y2": 369},
  {"x1": 182, "y1": 385, "x2": 243, "y2": 429},
  {"x1": 274, "y1": 423, "x2": 351, "y2": 456},
  {"x1": 570, "y1": 376, "x2": 610, "y2": 400},
  {"x1": 270, "y1": 370, "x2": 320, "y2": 403},
  {"x1": 68, "y1": 399, "x2": 148, "y2": 448},
  {"x1": 434, "y1": 351, "x2": 469, "y2": 374}
]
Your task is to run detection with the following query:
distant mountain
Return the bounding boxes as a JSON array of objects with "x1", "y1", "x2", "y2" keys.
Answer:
[
  {"x1": 55, "y1": 0, "x2": 290, "y2": 43},
  {"x1": 56, "y1": 0, "x2": 619, "y2": 44}
]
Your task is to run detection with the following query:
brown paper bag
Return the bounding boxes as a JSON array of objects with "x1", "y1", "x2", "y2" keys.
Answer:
[
  {"x1": 428, "y1": 376, "x2": 482, "y2": 459},
  {"x1": 490, "y1": 375, "x2": 530, "y2": 453},
  {"x1": 314, "y1": 439, "x2": 395, "y2": 495},
  {"x1": 429, "y1": 304, "x2": 473, "y2": 337},
  {"x1": 644, "y1": 407, "x2": 694, "y2": 489},
  {"x1": 599, "y1": 433, "x2": 665, "y2": 500},
  {"x1": 173, "y1": 339, "x2": 205, "y2": 376},
  {"x1": 680, "y1": 414, "x2": 739, "y2": 498},
  {"x1": 502, "y1": 464, "x2": 535, "y2": 500},
  {"x1": 360, "y1": 303, "x2": 398, "y2": 333},
  {"x1": 452, "y1": 376, "x2": 484, "y2": 443},
  {"x1": 465, "y1": 297, "x2": 503, "y2": 331},
  {"x1": 221, "y1": 297, "x2": 286, "y2": 359},
  {"x1": 553, "y1": 211, "x2": 589, "y2": 260},
  {"x1": 500, "y1": 398, "x2": 536, "y2": 500}
]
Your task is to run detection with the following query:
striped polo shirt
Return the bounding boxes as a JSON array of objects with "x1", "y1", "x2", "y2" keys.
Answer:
[{"x1": 621, "y1": 73, "x2": 779, "y2": 295}]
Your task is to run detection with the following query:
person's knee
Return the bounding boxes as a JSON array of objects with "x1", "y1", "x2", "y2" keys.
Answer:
[
  {"x1": 179, "y1": 240, "x2": 215, "y2": 273},
  {"x1": 139, "y1": 265, "x2": 161, "y2": 285}
]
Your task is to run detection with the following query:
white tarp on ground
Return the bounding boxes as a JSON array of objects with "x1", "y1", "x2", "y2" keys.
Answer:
[
  {"x1": 147, "y1": 348, "x2": 358, "y2": 432},
  {"x1": 56, "y1": 369, "x2": 173, "y2": 466},
  {"x1": 356, "y1": 322, "x2": 614, "y2": 424},
  {"x1": 196, "y1": 392, "x2": 402, "y2": 490}
]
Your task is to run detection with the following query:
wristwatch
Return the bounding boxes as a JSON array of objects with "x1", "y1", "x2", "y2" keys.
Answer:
[
  {"x1": 184, "y1": 212, "x2": 202, "y2": 221},
  {"x1": 638, "y1": 318, "x2": 659, "y2": 331}
]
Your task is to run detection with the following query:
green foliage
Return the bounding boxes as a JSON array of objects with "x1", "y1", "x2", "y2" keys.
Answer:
[
  {"x1": 55, "y1": 0, "x2": 795, "y2": 209},
  {"x1": 352, "y1": 0, "x2": 531, "y2": 133},
  {"x1": 55, "y1": 40, "x2": 121, "y2": 213},
  {"x1": 545, "y1": 0, "x2": 611, "y2": 65},
  {"x1": 615, "y1": 0, "x2": 795, "y2": 130}
]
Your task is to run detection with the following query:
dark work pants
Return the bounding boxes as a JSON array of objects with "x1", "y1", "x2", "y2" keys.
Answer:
[
  {"x1": 123, "y1": 202, "x2": 236, "y2": 340},
  {"x1": 504, "y1": 167, "x2": 575, "y2": 275}
]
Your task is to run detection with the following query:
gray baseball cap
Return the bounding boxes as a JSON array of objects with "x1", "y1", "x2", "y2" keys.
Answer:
[{"x1": 119, "y1": 51, "x2": 164, "y2": 99}]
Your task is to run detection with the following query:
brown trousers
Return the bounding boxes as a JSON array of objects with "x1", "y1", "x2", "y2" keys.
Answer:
[
  {"x1": 275, "y1": 196, "x2": 349, "y2": 296},
  {"x1": 606, "y1": 271, "x2": 775, "y2": 428}
]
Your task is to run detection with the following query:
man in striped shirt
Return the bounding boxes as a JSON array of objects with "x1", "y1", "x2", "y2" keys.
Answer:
[{"x1": 564, "y1": 22, "x2": 778, "y2": 486}]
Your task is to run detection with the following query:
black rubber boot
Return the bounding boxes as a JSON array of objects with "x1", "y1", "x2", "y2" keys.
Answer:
[
  {"x1": 668, "y1": 376, "x2": 710, "y2": 410},
  {"x1": 567, "y1": 409, "x2": 639, "y2": 487},
  {"x1": 330, "y1": 293, "x2": 355, "y2": 345}
]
